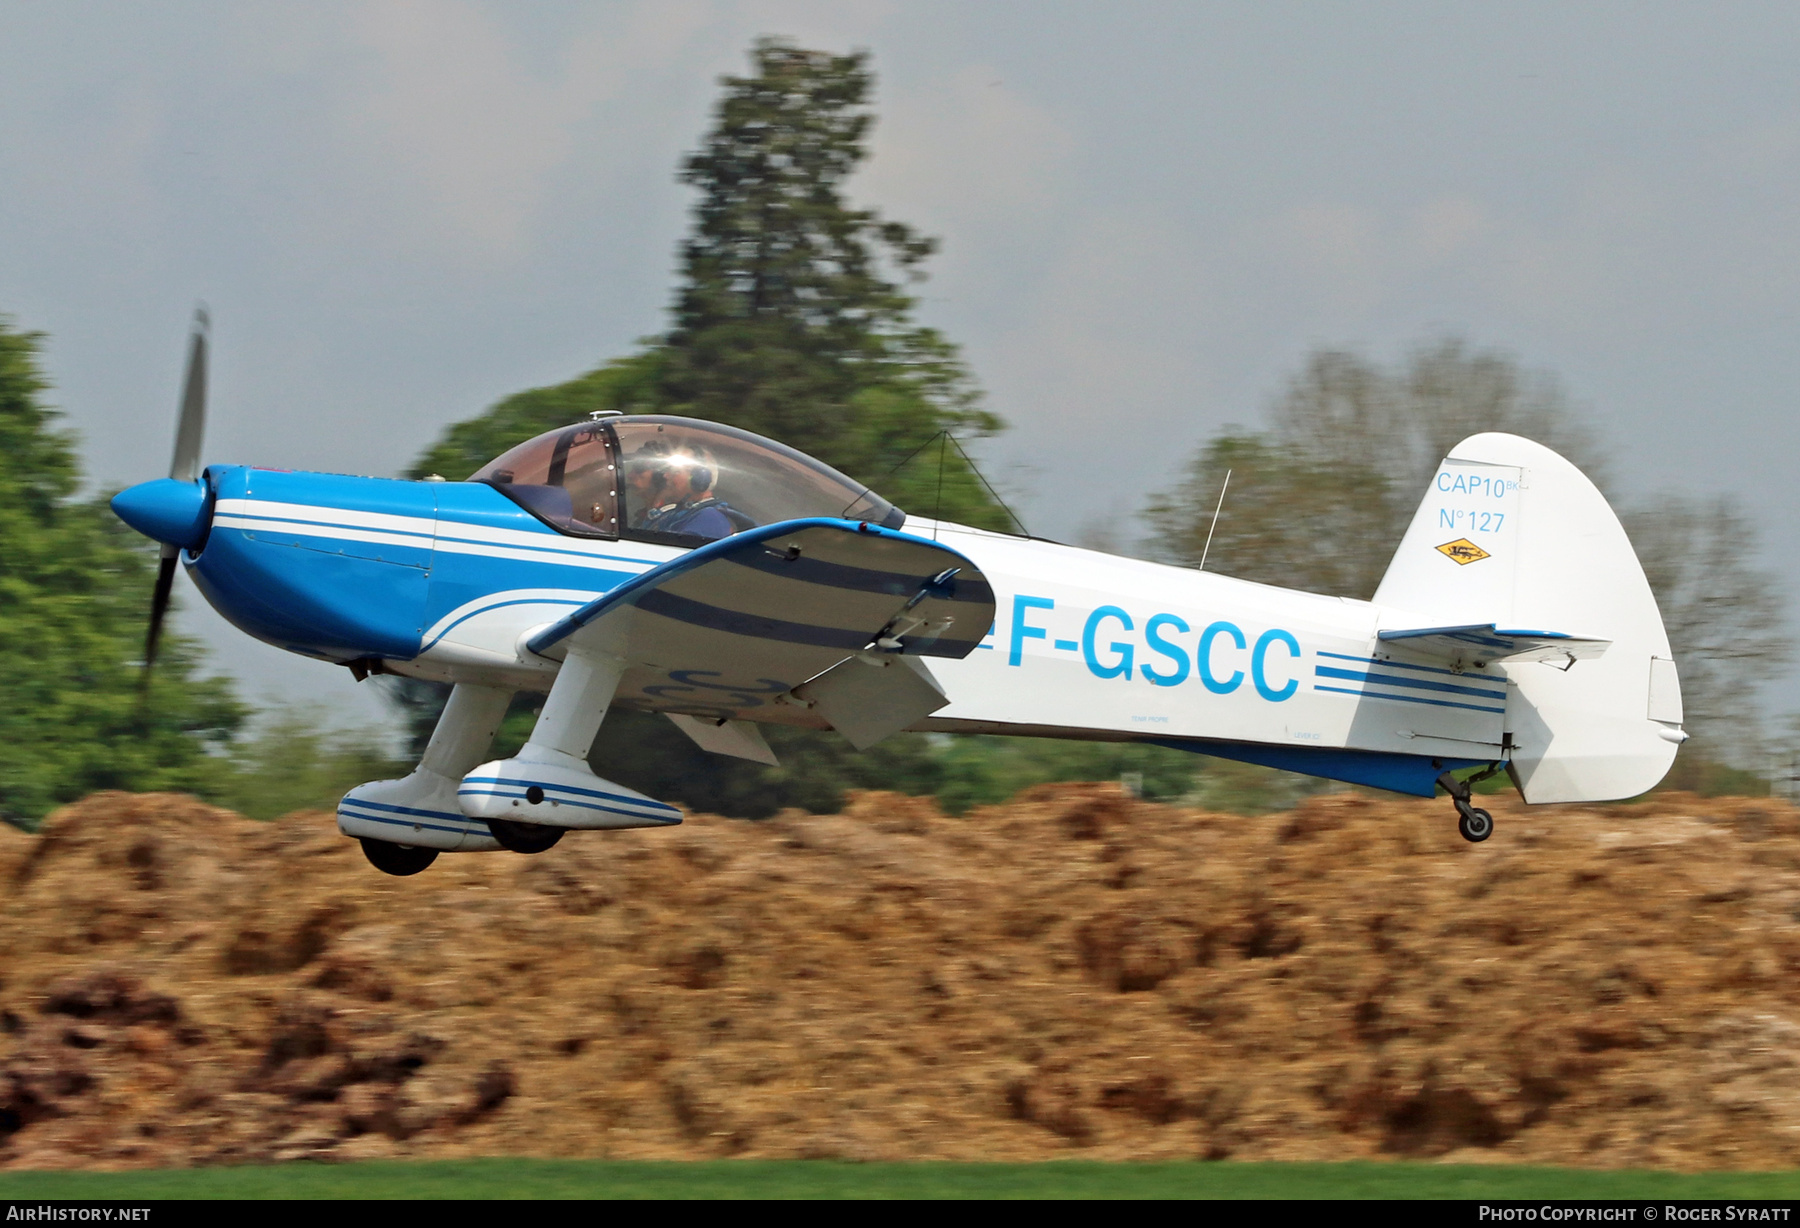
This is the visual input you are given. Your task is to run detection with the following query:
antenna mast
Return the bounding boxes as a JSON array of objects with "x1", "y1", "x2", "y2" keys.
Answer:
[{"x1": 1198, "y1": 469, "x2": 1232, "y2": 572}]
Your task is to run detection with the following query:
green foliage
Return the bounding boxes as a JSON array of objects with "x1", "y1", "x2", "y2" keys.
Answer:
[
  {"x1": 0, "y1": 320, "x2": 79, "y2": 514},
  {"x1": 0, "y1": 318, "x2": 244, "y2": 826},
  {"x1": 211, "y1": 708, "x2": 408, "y2": 821}
]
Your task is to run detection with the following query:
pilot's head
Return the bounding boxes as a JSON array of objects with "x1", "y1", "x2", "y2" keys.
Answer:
[{"x1": 626, "y1": 438, "x2": 714, "y2": 506}]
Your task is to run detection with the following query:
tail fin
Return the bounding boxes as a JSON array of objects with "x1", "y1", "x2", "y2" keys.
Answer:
[{"x1": 1372, "y1": 433, "x2": 1683, "y2": 802}]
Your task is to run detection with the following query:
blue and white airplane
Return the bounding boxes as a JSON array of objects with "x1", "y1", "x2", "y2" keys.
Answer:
[{"x1": 112, "y1": 314, "x2": 1685, "y2": 875}]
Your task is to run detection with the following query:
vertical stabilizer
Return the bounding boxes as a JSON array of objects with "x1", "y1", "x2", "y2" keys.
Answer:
[{"x1": 1373, "y1": 433, "x2": 1683, "y2": 802}]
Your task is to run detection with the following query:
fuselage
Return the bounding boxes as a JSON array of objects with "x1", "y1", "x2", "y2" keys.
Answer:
[{"x1": 183, "y1": 465, "x2": 1503, "y2": 796}]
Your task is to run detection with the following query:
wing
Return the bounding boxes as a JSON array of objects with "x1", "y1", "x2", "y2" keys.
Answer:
[
  {"x1": 1377, "y1": 623, "x2": 1611, "y2": 669},
  {"x1": 526, "y1": 517, "x2": 994, "y2": 738}
]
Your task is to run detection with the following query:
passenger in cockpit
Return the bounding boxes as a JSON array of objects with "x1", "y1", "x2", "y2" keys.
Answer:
[{"x1": 624, "y1": 439, "x2": 753, "y2": 540}]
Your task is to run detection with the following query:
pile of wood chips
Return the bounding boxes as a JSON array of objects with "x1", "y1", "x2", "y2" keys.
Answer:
[{"x1": 4, "y1": 784, "x2": 1799, "y2": 1171}]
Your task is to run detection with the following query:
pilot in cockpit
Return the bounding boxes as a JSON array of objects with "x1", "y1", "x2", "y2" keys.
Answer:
[{"x1": 624, "y1": 439, "x2": 753, "y2": 540}]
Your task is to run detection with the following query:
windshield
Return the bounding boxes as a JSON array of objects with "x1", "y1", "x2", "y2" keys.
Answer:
[
  {"x1": 470, "y1": 415, "x2": 904, "y2": 545},
  {"x1": 467, "y1": 421, "x2": 618, "y2": 536}
]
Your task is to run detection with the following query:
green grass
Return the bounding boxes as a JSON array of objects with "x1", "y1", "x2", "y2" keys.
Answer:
[{"x1": 2, "y1": 1159, "x2": 1799, "y2": 1200}]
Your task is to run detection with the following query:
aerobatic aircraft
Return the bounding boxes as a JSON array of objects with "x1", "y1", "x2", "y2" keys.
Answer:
[{"x1": 112, "y1": 314, "x2": 1685, "y2": 875}]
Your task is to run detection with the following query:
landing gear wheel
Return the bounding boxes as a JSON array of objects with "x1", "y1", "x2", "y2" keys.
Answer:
[
  {"x1": 1457, "y1": 807, "x2": 1494, "y2": 843},
  {"x1": 1439, "y1": 767, "x2": 1500, "y2": 845},
  {"x1": 487, "y1": 817, "x2": 565, "y2": 854},
  {"x1": 359, "y1": 838, "x2": 438, "y2": 876}
]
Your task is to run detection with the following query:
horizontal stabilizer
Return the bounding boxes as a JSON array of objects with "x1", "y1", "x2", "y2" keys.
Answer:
[{"x1": 1378, "y1": 624, "x2": 1611, "y2": 669}]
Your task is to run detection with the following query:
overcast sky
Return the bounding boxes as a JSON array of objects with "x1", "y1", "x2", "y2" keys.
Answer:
[{"x1": 4, "y1": 1, "x2": 1798, "y2": 734}]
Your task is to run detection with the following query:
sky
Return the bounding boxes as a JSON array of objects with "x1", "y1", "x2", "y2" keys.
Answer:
[{"x1": 4, "y1": 1, "x2": 1798, "y2": 736}]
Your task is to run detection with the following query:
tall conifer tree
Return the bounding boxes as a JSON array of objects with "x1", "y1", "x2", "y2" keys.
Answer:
[
  {"x1": 655, "y1": 40, "x2": 996, "y2": 486},
  {"x1": 414, "y1": 38, "x2": 1009, "y2": 530}
]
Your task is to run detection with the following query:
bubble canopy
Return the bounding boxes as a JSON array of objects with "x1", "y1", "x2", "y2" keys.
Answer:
[{"x1": 467, "y1": 415, "x2": 905, "y2": 546}]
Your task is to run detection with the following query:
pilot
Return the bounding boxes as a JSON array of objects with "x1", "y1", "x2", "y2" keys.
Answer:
[{"x1": 624, "y1": 439, "x2": 751, "y2": 540}]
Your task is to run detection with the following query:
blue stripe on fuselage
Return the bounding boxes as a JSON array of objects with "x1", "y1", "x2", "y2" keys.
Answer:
[{"x1": 190, "y1": 470, "x2": 669, "y2": 664}]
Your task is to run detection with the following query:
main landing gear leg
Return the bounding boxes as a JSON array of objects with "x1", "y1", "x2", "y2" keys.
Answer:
[
  {"x1": 458, "y1": 645, "x2": 684, "y2": 836},
  {"x1": 338, "y1": 682, "x2": 515, "y2": 871},
  {"x1": 1437, "y1": 769, "x2": 1495, "y2": 844}
]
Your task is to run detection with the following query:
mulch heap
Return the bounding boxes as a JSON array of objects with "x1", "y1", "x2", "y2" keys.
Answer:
[{"x1": 3, "y1": 784, "x2": 1799, "y2": 1171}]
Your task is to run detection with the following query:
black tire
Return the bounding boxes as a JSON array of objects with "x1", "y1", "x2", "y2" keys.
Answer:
[
  {"x1": 359, "y1": 838, "x2": 439, "y2": 876},
  {"x1": 1458, "y1": 808, "x2": 1494, "y2": 843},
  {"x1": 487, "y1": 817, "x2": 565, "y2": 854}
]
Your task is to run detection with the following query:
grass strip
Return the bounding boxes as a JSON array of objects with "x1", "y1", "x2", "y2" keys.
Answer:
[{"x1": 3, "y1": 1159, "x2": 1800, "y2": 1200}]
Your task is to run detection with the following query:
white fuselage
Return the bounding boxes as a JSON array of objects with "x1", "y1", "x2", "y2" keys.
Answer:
[{"x1": 410, "y1": 515, "x2": 1505, "y2": 765}]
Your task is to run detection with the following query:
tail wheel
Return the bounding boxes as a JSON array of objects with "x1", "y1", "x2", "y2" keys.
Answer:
[
  {"x1": 1457, "y1": 808, "x2": 1494, "y2": 843},
  {"x1": 487, "y1": 817, "x2": 565, "y2": 854},
  {"x1": 359, "y1": 838, "x2": 439, "y2": 876}
]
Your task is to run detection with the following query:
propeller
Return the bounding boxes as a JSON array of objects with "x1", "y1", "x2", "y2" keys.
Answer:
[{"x1": 142, "y1": 308, "x2": 209, "y2": 676}]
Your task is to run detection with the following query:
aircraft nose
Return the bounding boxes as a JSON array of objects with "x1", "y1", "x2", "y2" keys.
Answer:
[{"x1": 111, "y1": 477, "x2": 211, "y2": 550}]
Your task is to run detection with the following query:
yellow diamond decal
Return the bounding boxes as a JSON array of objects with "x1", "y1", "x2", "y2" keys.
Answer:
[{"x1": 1436, "y1": 538, "x2": 1490, "y2": 565}]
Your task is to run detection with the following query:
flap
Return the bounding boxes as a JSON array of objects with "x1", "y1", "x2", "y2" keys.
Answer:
[
  {"x1": 525, "y1": 518, "x2": 993, "y2": 720},
  {"x1": 794, "y1": 653, "x2": 949, "y2": 750},
  {"x1": 1378, "y1": 623, "x2": 1611, "y2": 669},
  {"x1": 665, "y1": 713, "x2": 780, "y2": 765}
]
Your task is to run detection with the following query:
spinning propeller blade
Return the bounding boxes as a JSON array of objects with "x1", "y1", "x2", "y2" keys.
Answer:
[
  {"x1": 144, "y1": 549, "x2": 179, "y2": 676},
  {"x1": 170, "y1": 308, "x2": 207, "y2": 485},
  {"x1": 143, "y1": 308, "x2": 209, "y2": 677}
]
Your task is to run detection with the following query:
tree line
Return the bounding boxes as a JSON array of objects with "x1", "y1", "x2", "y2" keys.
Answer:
[{"x1": 0, "y1": 37, "x2": 1785, "y2": 825}]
